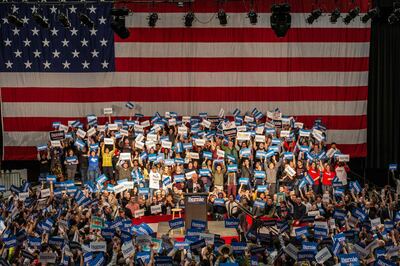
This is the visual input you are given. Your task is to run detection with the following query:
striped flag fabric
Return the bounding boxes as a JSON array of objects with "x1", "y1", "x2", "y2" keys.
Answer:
[{"x1": 0, "y1": 0, "x2": 370, "y2": 160}]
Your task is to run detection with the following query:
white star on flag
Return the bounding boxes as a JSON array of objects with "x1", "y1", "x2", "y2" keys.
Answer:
[
  {"x1": 14, "y1": 50, "x2": 22, "y2": 58},
  {"x1": 62, "y1": 60, "x2": 71, "y2": 69},
  {"x1": 4, "y1": 38, "x2": 12, "y2": 46},
  {"x1": 31, "y1": 27, "x2": 39, "y2": 36},
  {"x1": 91, "y1": 50, "x2": 99, "y2": 58},
  {"x1": 70, "y1": 28, "x2": 78, "y2": 36},
  {"x1": 5, "y1": 61, "x2": 13, "y2": 69},
  {"x1": 81, "y1": 38, "x2": 89, "y2": 47},
  {"x1": 43, "y1": 60, "x2": 51, "y2": 69},
  {"x1": 24, "y1": 60, "x2": 32, "y2": 69},
  {"x1": 23, "y1": 38, "x2": 31, "y2": 47},
  {"x1": 82, "y1": 61, "x2": 90, "y2": 69},
  {"x1": 52, "y1": 50, "x2": 60, "y2": 58},
  {"x1": 42, "y1": 38, "x2": 50, "y2": 47},
  {"x1": 101, "y1": 60, "x2": 109, "y2": 69},
  {"x1": 33, "y1": 50, "x2": 42, "y2": 58},
  {"x1": 99, "y1": 16, "x2": 106, "y2": 24},
  {"x1": 100, "y1": 38, "x2": 108, "y2": 46},
  {"x1": 72, "y1": 50, "x2": 80, "y2": 58}
]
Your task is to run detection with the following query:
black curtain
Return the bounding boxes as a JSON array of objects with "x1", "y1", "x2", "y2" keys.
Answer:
[{"x1": 367, "y1": 7, "x2": 400, "y2": 170}]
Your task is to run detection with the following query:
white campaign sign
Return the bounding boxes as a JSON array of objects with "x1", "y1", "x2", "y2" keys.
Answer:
[
  {"x1": 189, "y1": 152, "x2": 199, "y2": 160},
  {"x1": 201, "y1": 119, "x2": 211, "y2": 128},
  {"x1": 315, "y1": 247, "x2": 332, "y2": 264},
  {"x1": 76, "y1": 129, "x2": 86, "y2": 139},
  {"x1": 255, "y1": 135, "x2": 265, "y2": 143},
  {"x1": 237, "y1": 132, "x2": 251, "y2": 141},
  {"x1": 90, "y1": 241, "x2": 107, "y2": 252},
  {"x1": 122, "y1": 241, "x2": 135, "y2": 259},
  {"x1": 134, "y1": 209, "x2": 145, "y2": 218},
  {"x1": 41, "y1": 188, "x2": 51, "y2": 198},
  {"x1": 103, "y1": 108, "x2": 113, "y2": 115},
  {"x1": 217, "y1": 149, "x2": 225, "y2": 158},
  {"x1": 161, "y1": 140, "x2": 172, "y2": 149},
  {"x1": 51, "y1": 140, "x2": 61, "y2": 147},
  {"x1": 119, "y1": 153, "x2": 131, "y2": 161},
  {"x1": 285, "y1": 166, "x2": 296, "y2": 177},
  {"x1": 108, "y1": 124, "x2": 118, "y2": 131},
  {"x1": 194, "y1": 139, "x2": 206, "y2": 146},
  {"x1": 151, "y1": 204, "x2": 162, "y2": 214},
  {"x1": 113, "y1": 184, "x2": 126, "y2": 194},
  {"x1": 280, "y1": 130, "x2": 290, "y2": 138},
  {"x1": 178, "y1": 126, "x2": 187, "y2": 135},
  {"x1": 120, "y1": 129, "x2": 128, "y2": 137},
  {"x1": 104, "y1": 138, "x2": 114, "y2": 145},
  {"x1": 87, "y1": 127, "x2": 96, "y2": 137},
  {"x1": 135, "y1": 134, "x2": 144, "y2": 143},
  {"x1": 135, "y1": 141, "x2": 144, "y2": 150}
]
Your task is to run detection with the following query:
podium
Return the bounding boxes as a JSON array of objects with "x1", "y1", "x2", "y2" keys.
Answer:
[{"x1": 183, "y1": 193, "x2": 208, "y2": 230}]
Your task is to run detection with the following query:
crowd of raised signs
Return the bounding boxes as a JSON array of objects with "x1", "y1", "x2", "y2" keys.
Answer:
[{"x1": 0, "y1": 105, "x2": 399, "y2": 265}]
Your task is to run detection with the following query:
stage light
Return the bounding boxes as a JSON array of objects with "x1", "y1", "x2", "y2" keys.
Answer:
[
  {"x1": 270, "y1": 3, "x2": 291, "y2": 38},
  {"x1": 58, "y1": 13, "x2": 71, "y2": 28},
  {"x1": 361, "y1": 7, "x2": 379, "y2": 23},
  {"x1": 111, "y1": 8, "x2": 129, "y2": 17},
  {"x1": 184, "y1": 12, "x2": 194, "y2": 27},
  {"x1": 343, "y1": 7, "x2": 360, "y2": 24},
  {"x1": 148, "y1": 12, "x2": 158, "y2": 27},
  {"x1": 248, "y1": 10, "x2": 258, "y2": 25},
  {"x1": 388, "y1": 2, "x2": 400, "y2": 24},
  {"x1": 80, "y1": 13, "x2": 94, "y2": 28},
  {"x1": 110, "y1": 8, "x2": 130, "y2": 39},
  {"x1": 330, "y1": 8, "x2": 340, "y2": 23},
  {"x1": 306, "y1": 8, "x2": 322, "y2": 24},
  {"x1": 33, "y1": 12, "x2": 49, "y2": 28},
  {"x1": 218, "y1": 9, "x2": 227, "y2": 25},
  {"x1": 7, "y1": 14, "x2": 23, "y2": 28}
]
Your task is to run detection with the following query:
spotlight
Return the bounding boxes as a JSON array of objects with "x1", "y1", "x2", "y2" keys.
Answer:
[
  {"x1": 248, "y1": 10, "x2": 258, "y2": 25},
  {"x1": 218, "y1": 9, "x2": 227, "y2": 25},
  {"x1": 111, "y1": 8, "x2": 129, "y2": 17},
  {"x1": 7, "y1": 14, "x2": 23, "y2": 28},
  {"x1": 270, "y1": 3, "x2": 291, "y2": 38},
  {"x1": 148, "y1": 12, "x2": 158, "y2": 27},
  {"x1": 111, "y1": 17, "x2": 130, "y2": 39},
  {"x1": 388, "y1": 2, "x2": 400, "y2": 24},
  {"x1": 184, "y1": 12, "x2": 194, "y2": 27},
  {"x1": 80, "y1": 13, "x2": 94, "y2": 28},
  {"x1": 343, "y1": 7, "x2": 360, "y2": 24},
  {"x1": 33, "y1": 12, "x2": 49, "y2": 28},
  {"x1": 306, "y1": 8, "x2": 322, "y2": 24},
  {"x1": 110, "y1": 8, "x2": 130, "y2": 39},
  {"x1": 361, "y1": 7, "x2": 379, "y2": 23},
  {"x1": 58, "y1": 13, "x2": 71, "y2": 28},
  {"x1": 330, "y1": 8, "x2": 341, "y2": 23}
]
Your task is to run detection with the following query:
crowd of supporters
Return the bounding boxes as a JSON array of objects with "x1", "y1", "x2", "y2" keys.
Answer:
[{"x1": 0, "y1": 108, "x2": 398, "y2": 265}]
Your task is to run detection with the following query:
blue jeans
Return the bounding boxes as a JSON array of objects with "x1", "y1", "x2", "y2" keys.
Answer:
[
  {"x1": 88, "y1": 169, "x2": 99, "y2": 181},
  {"x1": 81, "y1": 168, "x2": 88, "y2": 183}
]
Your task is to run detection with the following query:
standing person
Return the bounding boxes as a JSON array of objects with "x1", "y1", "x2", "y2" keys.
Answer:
[
  {"x1": 116, "y1": 157, "x2": 133, "y2": 181},
  {"x1": 78, "y1": 146, "x2": 89, "y2": 184},
  {"x1": 101, "y1": 141, "x2": 116, "y2": 182},
  {"x1": 307, "y1": 161, "x2": 321, "y2": 195},
  {"x1": 266, "y1": 156, "x2": 280, "y2": 196},
  {"x1": 212, "y1": 162, "x2": 226, "y2": 192},
  {"x1": 37, "y1": 149, "x2": 50, "y2": 180},
  {"x1": 321, "y1": 162, "x2": 334, "y2": 194},
  {"x1": 226, "y1": 169, "x2": 237, "y2": 197},
  {"x1": 64, "y1": 149, "x2": 79, "y2": 180},
  {"x1": 88, "y1": 149, "x2": 100, "y2": 181}
]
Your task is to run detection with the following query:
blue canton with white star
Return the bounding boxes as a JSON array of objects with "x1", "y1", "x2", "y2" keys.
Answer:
[{"x1": 0, "y1": 2, "x2": 115, "y2": 72}]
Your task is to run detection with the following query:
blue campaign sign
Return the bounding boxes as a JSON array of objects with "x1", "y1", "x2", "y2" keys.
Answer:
[
  {"x1": 389, "y1": 164, "x2": 397, "y2": 171},
  {"x1": 191, "y1": 220, "x2": 206, "y2": 231},
  {"x1": 302, "y1": 242, "x2": 318, "y2": 252},
  {"x1": 225, "y1": 218, "x2": 240, "y2": 228},
  {"x1": 295, "y1": 226, "x2": 309, "y2": 237},
  {"x1": 168, "y1": 218, "x2": 184, "y2": 229},
  {"x1": 339, "y1": 253, "x2": 360, "y2": 266},
  {"x1": 297, "y1": 250, "x2": 315, "y2": 261},
  {"x1": 231, "y1": 242, "x2": 247, "y2": 255},
  {"x1": 334, "y1": 232, "x2": 346, "y2": 243}
]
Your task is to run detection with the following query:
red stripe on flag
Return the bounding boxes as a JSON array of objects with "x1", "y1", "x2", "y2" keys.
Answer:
[
  {"x1": 2, "y1": 144, "x2": 367, "y2": 160},
  {"x1": 121, "y1": 0, "x2": 370, "y2": 13},
  {"x1": 3, "y1": 115, "x2": 367, "y2": 131},
  {"x1": 115, "y1": 57, "x2": 369, "y2": 72},
  {"x1": 1, "y1": 86, "x2": 368, "y2": 102},
  {"x1": 115, "y1": 28, "x2": 371, "y2": 43}
]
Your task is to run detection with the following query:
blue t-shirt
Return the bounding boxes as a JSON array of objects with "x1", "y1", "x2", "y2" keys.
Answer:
[{"x1": 88, "y1": 156, "x2": 99, "y2": 171}]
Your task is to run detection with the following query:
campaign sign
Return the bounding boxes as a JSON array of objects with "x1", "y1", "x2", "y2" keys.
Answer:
[
  {"x1": 302, "y1": 242, "x2": 317, "y2": 252},
  {"x1": 50, "y1": 130, "x2": 65, "y2": 140},
  {"x1": 297, "y1": 250, "x2": 315, "y2": 261},
  {"x1": 315, "y1": 247, "x2": 332, "y2": 264},
  {"x1": 295, "y1": 226, "x2": 309, "y2": 237},
  {"x1": 224, "y1": 218, "x2": 240, "y2": 228},
  {"x1": 169, "y1": 218, "x2": 184, "y2": 229},
  {"x1": 339, "y1": 253, "x2": 360, "y2": 266},
  {"x1": 231, "y1": 242, "x2": 246, "y2": 255},
  {"x1": 389, "y1": 164, "x2": 397, "y2": 171},
  {"x1": 191, "y1": 220, "x2": 206, "y2": 231},
  {"x1": 122, "y1": 241, "x2": 135, "y2": 259}
]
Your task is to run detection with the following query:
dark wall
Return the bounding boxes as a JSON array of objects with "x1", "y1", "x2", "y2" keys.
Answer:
[{"x1": 367, "y1": 4, "x2": 400, "y2": 171}]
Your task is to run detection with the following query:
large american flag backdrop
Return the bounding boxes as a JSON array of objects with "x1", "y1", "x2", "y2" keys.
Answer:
[{"x1": 0, "y1": 0, "x2": 370, "y2": 160}]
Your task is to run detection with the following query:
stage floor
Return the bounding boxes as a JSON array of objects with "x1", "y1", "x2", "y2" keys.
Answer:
[{"x1": 156, "y1": 221, "x2": 238, "y2": 239}]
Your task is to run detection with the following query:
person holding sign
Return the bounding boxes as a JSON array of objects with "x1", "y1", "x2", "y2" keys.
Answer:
[
  {"x1": 101, "y1": 140, "x2": 116, "y2": 181},
  {"x1": 320, "y1": 161, "x2": 335, "y2": 194},
  {"x1": 88, "y1": 149, "x2": 100, "y2": 181},
  {"x1": 64, "y1": 149, "x2": 79, "y2": 180},
  {"x1": 116, "y1": 156, "x2": 133, "y2": 181},
  {"x1": 212, "y1": 161, "x2": 226, "y2": 191},
  {"x1": 307, "y1": 161, "x2": 321, "y2": 195}
]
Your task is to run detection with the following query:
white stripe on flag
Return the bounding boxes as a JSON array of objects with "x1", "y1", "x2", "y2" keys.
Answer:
[
  {"x1": 3, "y1": 129, "x2": 367, "y2": 146},
  {"x1": 125, "y1": 13, "x2": 371, "y2": 29},
  {"x1": 1, "y1": 101, "x2": 367, "y2": 117},
  {"x1": 115, "y1": 42, "x2": 370, "y2": 58},
  {"x1": 0, "y1": 72, "x2": 369, "y2": 87}
]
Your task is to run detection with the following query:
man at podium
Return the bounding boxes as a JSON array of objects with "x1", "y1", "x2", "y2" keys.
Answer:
[{"x1": 185, "y1": 173, "x2": 205, "y2": 193}]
